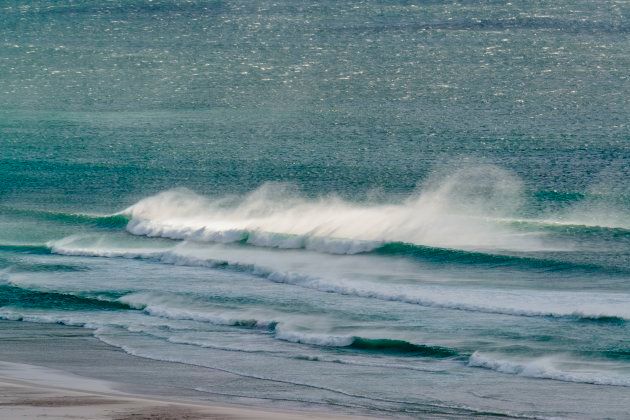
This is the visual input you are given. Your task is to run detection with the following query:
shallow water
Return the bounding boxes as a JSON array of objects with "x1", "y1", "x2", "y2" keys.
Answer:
[{"x1": 1, "y1": 1, "x2": 629, "y2": 417}]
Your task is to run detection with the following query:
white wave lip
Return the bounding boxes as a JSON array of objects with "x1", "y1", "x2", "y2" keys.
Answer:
[
  {"x1": 0, "y1": 300, "x2": 355, "y2": 352},
  {"x1": 116, "y1": 292, "x2": 357, "y2": 348},
  {"x1": 274, "y1": 326, "x2": 354, "y2": 347},
  {"x1": 119, "y1": 166, "x2": 561, "y2": 253},
  {"x1": 118, "y1": 292, "x2": 277, "y2": 329},
  {"x1": 468, "y1": 352, "x2": 630, "y2": 387},
  {"x1": 48, "y1": 238, "x2": 630, "y2": 321}
]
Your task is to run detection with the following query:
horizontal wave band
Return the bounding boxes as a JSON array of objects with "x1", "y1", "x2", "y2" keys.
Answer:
[
  {"x1": 1, "y1": 306, "x2": 626, "y2": 388},
  {"x1": 0, "y1": 283, "x2": 128, "y2": 311},
  {"x1": 0, "y1": 205, "x2": 129, "y2": 229},
  {"x1": 0, "y1": 290, "x2": 457, "y2": 359},
  {"x1": 118, "y1": 293, "x2": 460, "y2": 357},
  {"x1": 374, "y1": 242, "x2": 627, "y2": 274},
  {"x1": 468, "y1": 352, "x2": 630, "y2": 387},
  {"x1": 2, "y1": 284, "x2": 628, "y2": 388},
  {"x1": 0, "y1": 244, "x2": 53, "y2": 255},
  {"x1": 119, "y1": 181, "x2": 560, "y2": 254},
  {"x1": 123, "y1": 221, "x2": 627, "y2": 274},
  {"x1": 47, "y1": 240, "x2": 630, "y2": 322}
]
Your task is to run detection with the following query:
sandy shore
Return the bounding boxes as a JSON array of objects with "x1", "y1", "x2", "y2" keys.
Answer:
[
  {"x1": 0, "y1": 321, "x2": 384, "y2": 419},
  {"x1": 0, "y1": 362, "x2": 366, "y2": 420}
]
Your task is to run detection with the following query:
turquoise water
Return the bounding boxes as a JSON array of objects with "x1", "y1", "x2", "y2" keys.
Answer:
[{"x1": 1, "y1": 1, "x2": 629, "y2": 417}]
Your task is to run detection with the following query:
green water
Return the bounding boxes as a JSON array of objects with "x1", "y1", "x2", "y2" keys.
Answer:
[{"x1": 0, "y1": 1, "x2": 629, "y2": 417}]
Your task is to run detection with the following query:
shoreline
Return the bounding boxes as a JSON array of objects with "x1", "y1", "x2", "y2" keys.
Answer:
[
  {"x1": 3, "y1": 319, "x2": 629, "y2": 419},
  {"x1": 0, "y1": 370, "x2": 362, "y2": 419},
  {"x1": 0, "y1": 320, "x2": 375, "y2": 419}
]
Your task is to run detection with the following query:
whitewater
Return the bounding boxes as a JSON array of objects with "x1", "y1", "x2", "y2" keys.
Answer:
[
  {"x1": 1, "y1": 170, "x2": 629, "y2": 419},
  {"x1": 0, "y1": 168, "x2": 627, "y2": 395},
  {"x1": 1, "y1": 0, "x2": 629, "y2": 417}
]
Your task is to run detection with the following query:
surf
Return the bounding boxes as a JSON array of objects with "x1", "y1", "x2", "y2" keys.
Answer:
[
  {"x1": 46, "y1": 237, "x2": 630, "y2": 322},
  {"x1": 468, "y1": 352, "x2": 630, "y2": 387},
  {"x1": 119, "y1": 167, "x2": 559, "y2": 253},
  {"x1": 0, "y1": 282, "x2": 460, "y2": 360}
]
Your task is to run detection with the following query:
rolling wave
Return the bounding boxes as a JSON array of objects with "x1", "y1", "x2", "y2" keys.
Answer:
[
  {"x1": 1, "y1": 303, "x2": 625, "y2": 388},
  {"x1": 0, "y1": 205, "x2": 129, "y2": 229},
  {"x1": 0, "y1": 284, "x2": 458, "y2": 359},
  {"x1": 349, "y1": 338, "x2": 458, "y2": 357},
  {"x1": 0, "y1": 244, "x2": 53, "y2": 255},
  {"x1": 116, "y1": 292, "x2": 459, "y2": 357},
  {"x1": 0, "y1": 283, "x2": 128, "y2": 311},
  {"x1": 469, "y1": 352, "x2": 630, "y2": 387},
  {"x1": 118, "y1": 292, "x2": 278, "y2": 330},
  {"x1": 274, "y1": 330, "x2": 458, "y2": 357},
  {"x1": 47, "y1": 238, "x2": 630, "y2": 322},
  {"x1": 125, "y1": 212, "x2": 629, "y2": 257},
  {"x1": 119, "y1": 172, "x2": 557, "y2": 253},
  {"x1": 116, "y1": 176, "x2": 629, "y2": 258},
  {"x1": 374, "y1": 242, "x2": 627, "y2": 274},
  {"x1": 3, "y1": 281, "x2": 629, "y2": 387}
]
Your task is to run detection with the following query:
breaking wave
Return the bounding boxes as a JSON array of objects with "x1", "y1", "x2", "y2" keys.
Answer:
[
  {"x1": 47, "y1": 238, "x2": 630, "y2": 322},
  {"x1": 468, "y1": 352, "x2": 630, "y2": 387},
  {"x1": 0, "y1": 285, "x2": 458, "y2": 359},
  {"x1": 119, "y1": 167, "x2": 558, "y2": 253}
]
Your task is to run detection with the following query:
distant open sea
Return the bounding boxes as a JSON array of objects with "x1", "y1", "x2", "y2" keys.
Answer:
[{"x1": 1, "y1": 1, "x2": 629, "y2": 417}]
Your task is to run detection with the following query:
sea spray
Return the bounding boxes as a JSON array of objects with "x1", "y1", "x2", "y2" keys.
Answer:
[
  {"x1": 468, "y1": 352, "x2": 630, "y2": 387},
  {"x1": 121, "y1": 166, "x2": 552, "y2": 252}
]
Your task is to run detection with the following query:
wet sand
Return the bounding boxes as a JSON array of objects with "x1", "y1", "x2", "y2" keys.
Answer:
[
  {"x1": 0, "y1": 366, "x2": 364, "y2": 420},
  {"x1": 0, "y1": 321, "x2": 372, "y2": 420}
]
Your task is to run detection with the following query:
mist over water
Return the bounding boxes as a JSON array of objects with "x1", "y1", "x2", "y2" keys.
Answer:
[
  {"x1": 123, "y1": 165, "x2": 554, "y2": 252},
  {"x1": 558, "y1": 162, "x2": 630, "y2": 229},
  {"x1": 1, "y1": 0, "x2": 629, "y2": 417}
]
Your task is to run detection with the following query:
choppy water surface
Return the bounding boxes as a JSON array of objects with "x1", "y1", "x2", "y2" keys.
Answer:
[{"x1": 1, "y1": 1, "x2": 629, "y2": 418}]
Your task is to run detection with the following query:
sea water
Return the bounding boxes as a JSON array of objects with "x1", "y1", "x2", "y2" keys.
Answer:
[{"x1": 0, "y1": 1, "x2": 629, "y2": 417}]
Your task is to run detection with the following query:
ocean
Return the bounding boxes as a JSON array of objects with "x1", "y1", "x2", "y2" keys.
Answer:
[{"x1": 1, "y1": 0, "x2": 629, "y2": 417}]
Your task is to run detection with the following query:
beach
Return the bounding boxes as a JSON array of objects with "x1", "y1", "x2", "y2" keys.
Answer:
[
  {"x1": 0, "y1": 321, "x2": 373, "y2": 420},
  {"x1": 0, "y1": 376, "x2": 365, "y2": 419},
  {"x1": 0, "y1": 378, "x2": 336, "y2": 420},
  {"x1": 1, "y1": 1, "x2": 629, "y2": 418},
  {"x1": 1, "y1": 320, "x2": 630, "y2": 419}
]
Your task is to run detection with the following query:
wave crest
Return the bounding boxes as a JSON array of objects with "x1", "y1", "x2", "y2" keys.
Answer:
[
  {"x1": 468, "y1": 352, "x2": 630, "y2": 387},
  {"x1": 47, "y1": 238, "x2": 630, "y2": 322},
  {"x1": 120, "y1": 167, "x2": 557, "y2": 253}
]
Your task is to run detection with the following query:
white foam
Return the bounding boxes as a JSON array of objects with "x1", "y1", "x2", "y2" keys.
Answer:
[
  {"x1": 116, "y1": 293, "x2": 358, "y2": 347},
  {"x1": 468, "y1": 352, "x2": 630, "y2": 387},
  {"x1": 47, "y1": 238, "x2": 630, "y2": 321},
  {"x1": 274, "y1": 326, "x2": 354, "y2": 347},
  {"x1": 120, "y1": 167, "x2": 559, "y2": 253},
  {"x1": 119, "y1": 292, "x2": 276, "y2": 329},
  {"x1": 0, "y1": 308, "x2": 102, "y2": 329}
]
